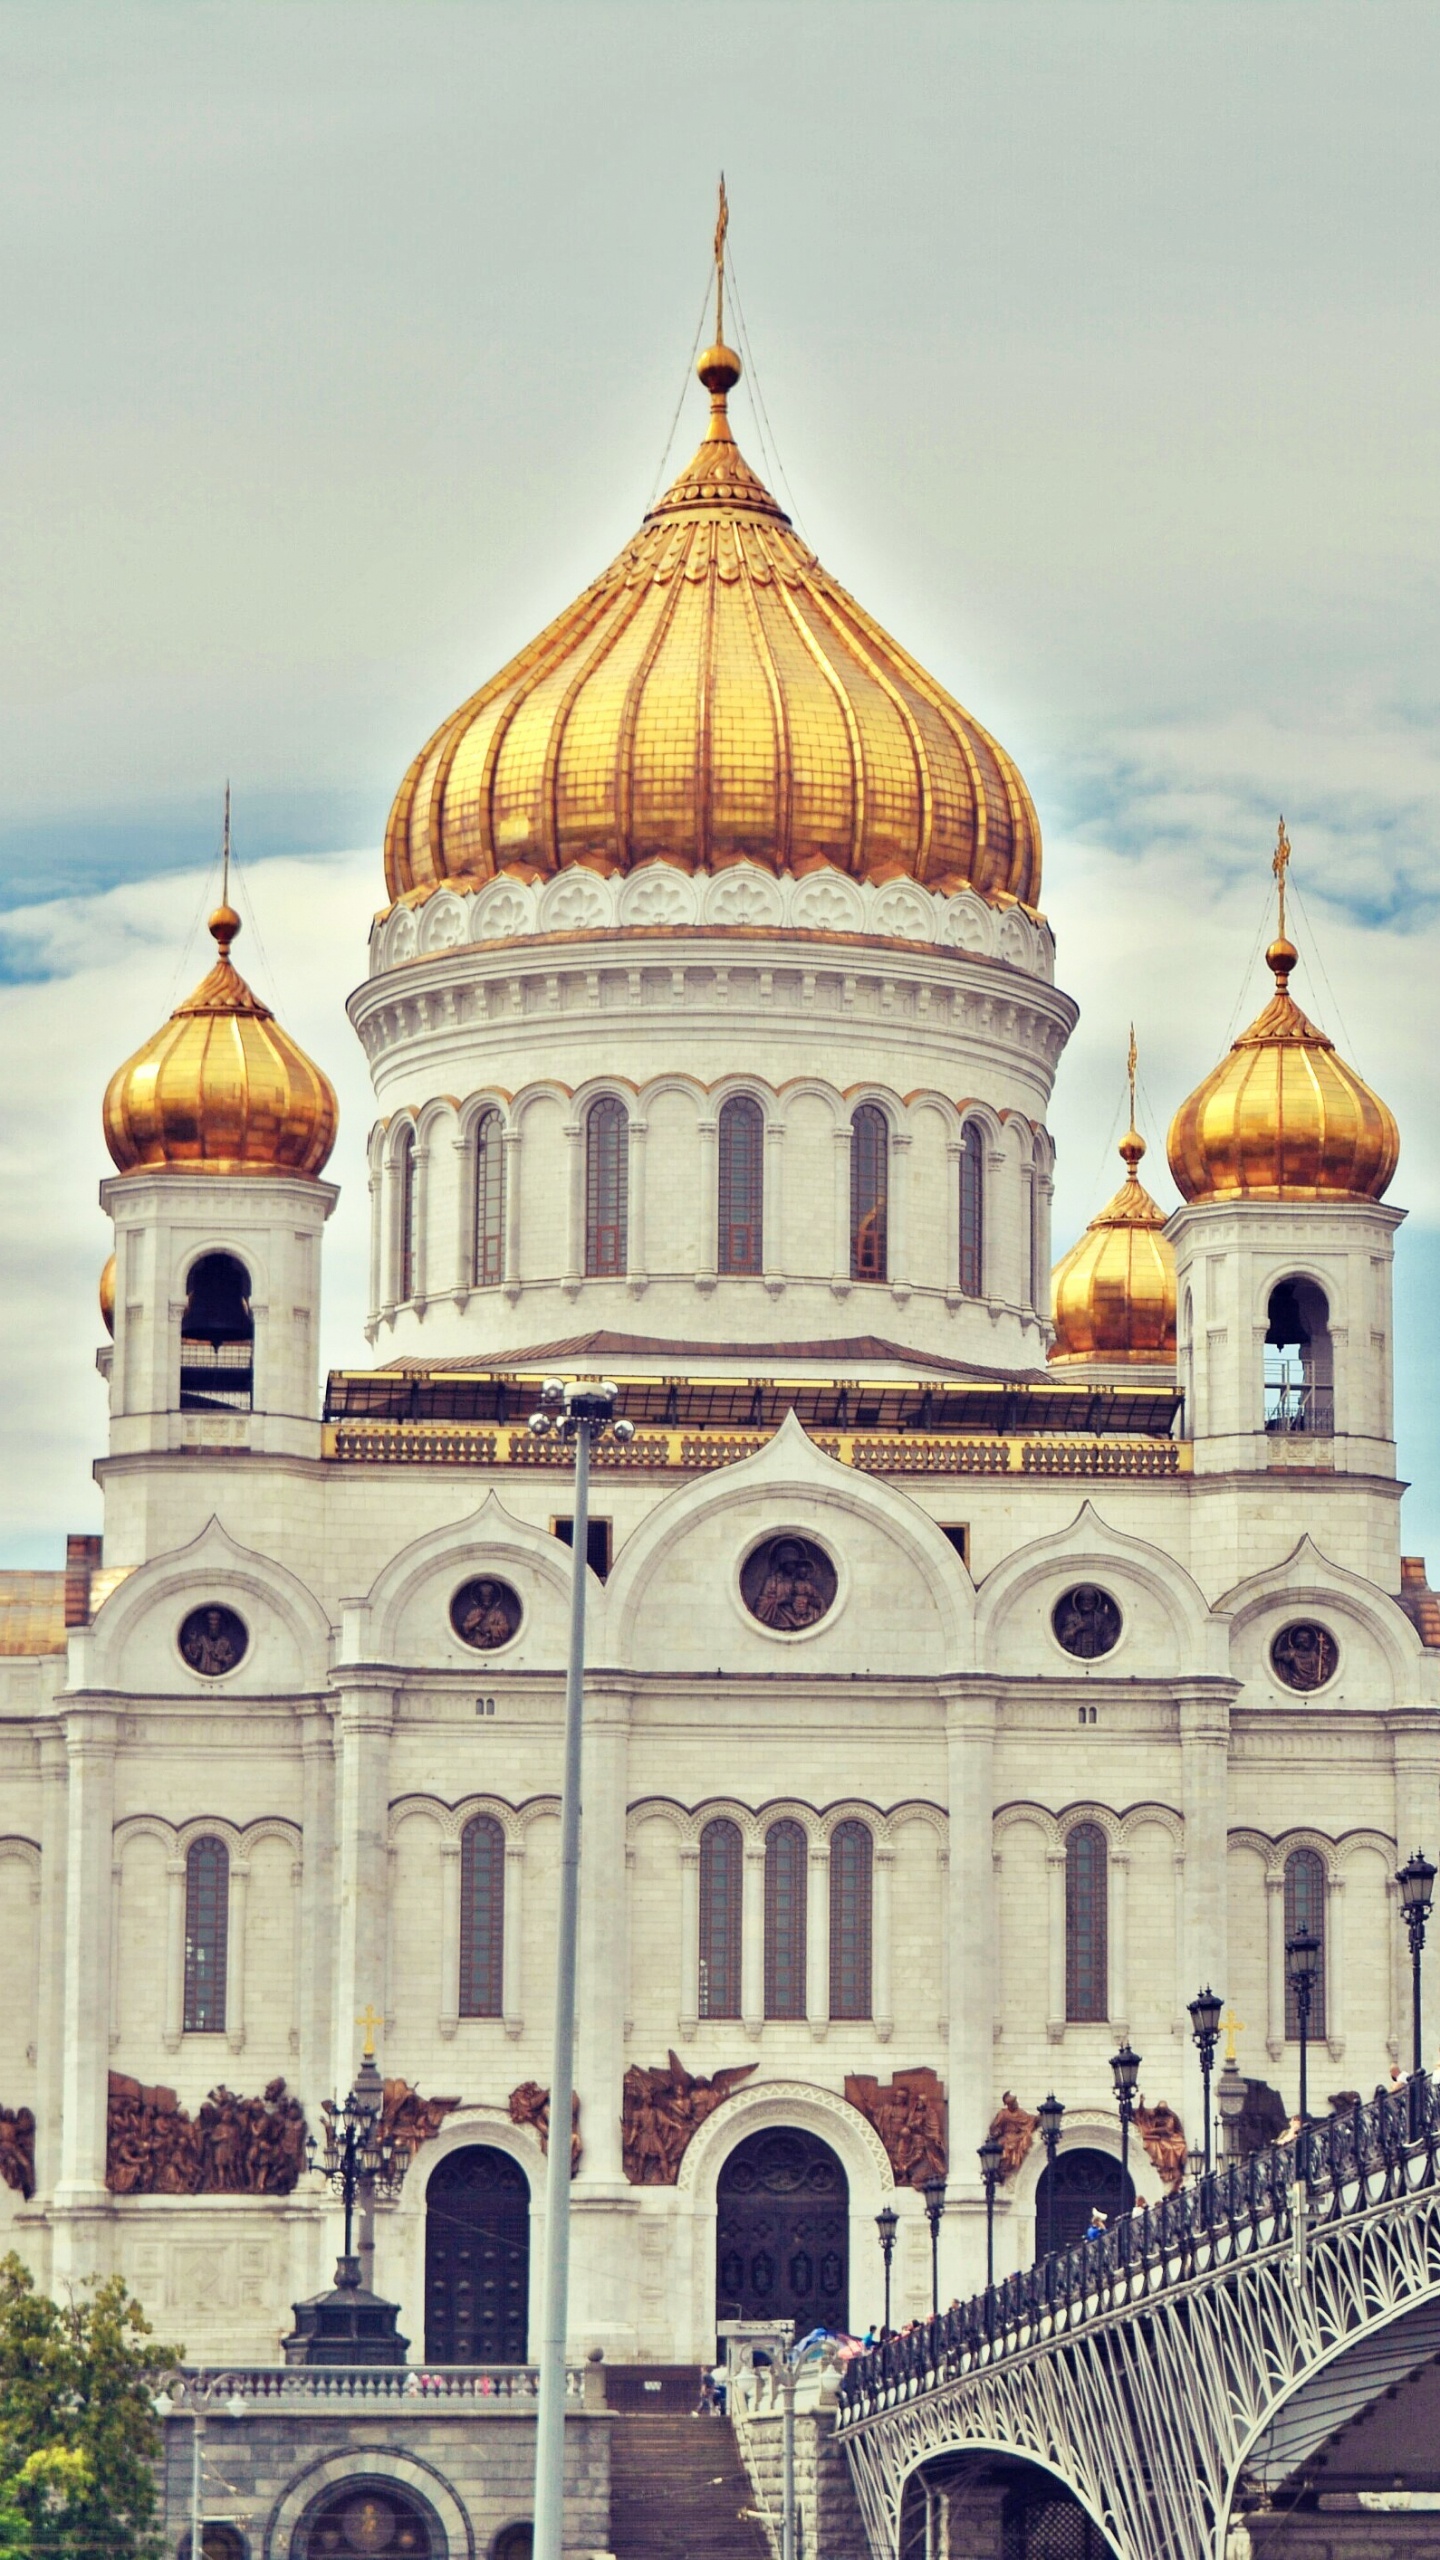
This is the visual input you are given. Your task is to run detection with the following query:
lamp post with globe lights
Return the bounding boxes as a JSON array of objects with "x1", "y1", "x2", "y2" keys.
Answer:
[
  {"x1": 874, "y1": 2204, "x2": 898, "y2": 2336},
  {"x1": 1188, "y1": 1987, "x2": 1224, "y2": 2175},
  {"x1": 1037, "y1": 2094, "x2": 1065, "y2": 2259},
  {"x1": 527, "y1": 1380, "x2": 635, "y2": 2560},
  {"x1": 1109, "y1": 2042, "x2": 1141, "y2": 2214},
  {"x1": 1286, "y1": 1928, "x2": 1321, "y2": 2167},
  {"x1": 1396, "y1": 1851, "x2": 1437, "y2": 2084},
  {"x1": 978, "y1": 2133, "x2": 1004, "y2": 2295},
  {"x1": 921, "y1": 2173, "x2": 947, "y2": 2315}
]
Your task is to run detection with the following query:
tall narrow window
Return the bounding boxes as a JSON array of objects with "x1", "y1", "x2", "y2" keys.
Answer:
[
  {"x1": 718, "y1": 1095, "x2": 764, "y2": 1275},
  {"x1": 459, "y1": 1814, "x2": 505, "y2": 2018},
  {"x1": 960, "y1": 1120, "x2": 985, "y2": 1297},
  {"x1": 585, "y1": 1096, "x2": 628, "y2": 1277},
  {"x1": 699, "y1": 1818, "x2": 742, "y2": 2019},
  {"x1": 1065, "y1": 1823, "x2": 1108, "y2": 2022},
  {"x1": 850, "y1": 1106, "x2": 888, "y2": 1281},
  {"x1": 396, "y1": 1124, "x2": 417, "y2": 1303},
  {"x1": 829, "y1": 1820, "x2": 873, "y2": 2020},
  {"x1": 1284, "y1": 1848, "x2": 1327, "y2": 2038},
  {"x1": 474, "y1": 1109, "x2": 505, "y2": 1287},
  {"x1": 183, "y1": 1836, "x2": 229, "y2": 2034},
  {"x1": 764, "y1": 1820, "x2": 808, "y2": 2018}
]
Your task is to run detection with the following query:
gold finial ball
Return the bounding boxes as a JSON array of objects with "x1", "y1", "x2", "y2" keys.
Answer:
[
  {"x1": 697, "y1": 342, "x2": 742, "y2": 396},
  {"x1": 1266, "y1": 932, "x2": 1298, "y2": 986},
  {"x1": 99, "y1": 1251, "x2": 116, "y2": 1338}
]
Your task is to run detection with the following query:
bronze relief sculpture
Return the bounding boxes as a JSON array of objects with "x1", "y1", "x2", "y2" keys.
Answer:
[
  {"x1": 451, "y1": 1576, "x2": 522, "y2": 1650},
  {"x1": 741, "y1": 1536, "x2": 837, "y2": 1631},
  {"x1": 986, "y1": 2090, "x2": 1040, "y2": 2182},
  {"x1": 1270, "y1": 1621, "x2": 1338, "y2": 1691},
  {"x1": 0, "y1": 2103, "x2": 35, "y2": 2200},
  {"x1": 622, "y1": 2053, "x2": 758, "y2": 2184},
  {"x1": 178, "y1": 1604, "x2": 249, "y2": 1677},
  {"x1": 508, "y1": 2080, "x2": 581, "y2": 2171},
  {"x1": 105, "y1": 2073, "x2": 307, "y2": 2195},
  {"x1": 845, "y1": 2067, "x2": 948, "y2": 2186}
]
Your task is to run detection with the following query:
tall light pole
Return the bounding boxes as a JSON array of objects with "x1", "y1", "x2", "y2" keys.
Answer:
[
  {"x1": 874, "y1": 2204, "x2": 898, "y2": 2335},
  {"x1": 1037, "y1": 2094, "x2": 1065, "y2": 2259},
  {"x1": 1286, "y1": 1928, "x2": 1320, "y2": 2155},
  {"x1": 977, "y1": 2134, "x2": 1003, "y2": 2294},
  {"x1": 1396, "y1": 1851, "x2": 1436, "y2": 2081},
  {"x1": 1188, "y1": 1987, "x2": 1223, "y2": 2175},
  {"x1": 1109, "y1": 2043, "x2": 1140, "y2": 2211},
  {"x1": 921, "y1": 2174, "x2": 947, "y2": 2315},
  {"x1": 527, "y1": 1378, "x2": 634, "y2": 2560}
]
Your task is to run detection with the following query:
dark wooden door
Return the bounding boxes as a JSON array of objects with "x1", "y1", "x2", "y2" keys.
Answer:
[
  {"x1": 424, "y1": 2144, "x2": 530, "y2": 2362},
  {"x1": 1033, "y1": 2144, "x2": 1134, "y2": 2255},
  {"x1": 716, "y1": 2126, "x2": 848, "y2": 2332}
]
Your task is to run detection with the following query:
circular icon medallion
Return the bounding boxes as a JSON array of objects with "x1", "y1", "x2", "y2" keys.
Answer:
[
  {"x1": 1271, "y1": 1621, "x2": 1338, "y2": 1692},
  {"x1": 450, "y1": 1576, "x2": 522, "y2": 1651},
  {"x1": 740, "y1": 1536, "x2": 837, "y2": 1632},
  {"x1": 178, "y1": 1604, "x2": 248, "y2": 1678},
  {"x1": 1052, "y1": 1585, "x2": 1123, "y2": 1660}
]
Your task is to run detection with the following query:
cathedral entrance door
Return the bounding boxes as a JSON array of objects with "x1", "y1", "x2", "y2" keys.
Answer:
[
  {"x1": 424, "y1": 2144, "x2": 530, "y2": 2362},
  {"x1": 1033, "y1": 2144, "x2": 1134, "y2": 2256},
  {"x1": 716, "y1": 2126, "x2": 849, "y2": 2332}
]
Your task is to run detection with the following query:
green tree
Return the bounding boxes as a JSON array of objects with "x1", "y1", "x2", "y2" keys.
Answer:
[{"x1": 0, "y1": 2254, "x2": 179, "y2": 2557}]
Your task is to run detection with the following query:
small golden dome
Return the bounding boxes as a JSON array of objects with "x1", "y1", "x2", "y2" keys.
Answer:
[
  {"x1": 1049, "y1": 1126, "x2": 1176, "y2": 1367},
  {"x1": 1167, "y1": 936, "x2": 1398, "y2": 1204},
  {"x1": 99, "y1": 1251, "x2": 115, "y2": 1337},
  {"x1": 385, "y1": 338, "x2": 1041, "y2": 910},
  {"x1": 103, "y1": 906, "x2": 338, "y2": 1178}
]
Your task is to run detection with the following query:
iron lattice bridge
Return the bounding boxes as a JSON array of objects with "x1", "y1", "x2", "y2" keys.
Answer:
[{"x1": 836, "y1": 2080, "x2": 1440, "y2": 2560}]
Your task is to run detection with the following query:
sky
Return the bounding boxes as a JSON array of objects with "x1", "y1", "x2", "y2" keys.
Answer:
[{"x1": 1, "y1": 0, "x2": 1438, "y2": 1567}]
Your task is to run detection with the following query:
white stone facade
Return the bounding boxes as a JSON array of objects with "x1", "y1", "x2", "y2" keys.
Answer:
[{"x1": 0, "y1": 841, "x2": 1432, "y2": 2391}]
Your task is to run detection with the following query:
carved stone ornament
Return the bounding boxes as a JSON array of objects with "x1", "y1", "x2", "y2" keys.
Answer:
[
  {"x1": 106, "y1": 2072, "x2": 307, "y2": 2196},
  {"x1": 622, "y1": 2052, "x2": 758, "y2": 2185},
  {"x1": 987, "y1": 2090, "x2": 1039, "y2": 2184},
  {"x1": 508, "y1": 2080, "x2": 581, "y2": 2173},
  {"x1": 1052, "y1": 1584, "x2": 1122, "y2": 1660},
  {"x1": 1270, "y1": 1620, "x2": 1339, "y2": 1692},
  {"x1": 380, "y1": 2078, "x2": 460, "y2": 2157},
  {"x1": 1134, "y1": 2097, "x2": 1188, "y2": 2191},
  {"x1": 0, "y1": 2103, "x2": 35, "y2": 2200},
  {"x1": 178, "y1": 1603, "x2": 249, "y2": 1677},
  {"x1": 450, "y1": 1576, "x2": 522, "y2": 1651},
  {"x1": 845, "y1": 2067, "x2": 948, "y2": 2187},
  {"x1": 740, "y1": 1536, "x2": 837, "y2": 1632}
]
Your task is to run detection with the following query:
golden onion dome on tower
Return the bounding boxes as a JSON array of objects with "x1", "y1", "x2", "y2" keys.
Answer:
[
  {"x1": 1167, "y1": 828, "x2": 1398, "y2": 1204},
  {"x1": 384, "y1": 336, "x2": 1042, "y2": 910},
  {"x1": 1049, "y1": 1122, "x2": 1176, "y2": 1367},
  {"x1": 103, "y1": 903, "x2": 338, "y2": 1178}
]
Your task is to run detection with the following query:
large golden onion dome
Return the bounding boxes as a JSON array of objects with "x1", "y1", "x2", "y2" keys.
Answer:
[
  {"x1": 1049, "y1": 1125, "x2": 1176, "y2": 1367},
  {"x1": 1167, "y1": 929, "x2": 1398, "y2": 1205},
  {"x1": 103, "y1": 904, "x2": 338, "y2": 1178},
  {"x1": 385, "y1": 341, "x2": 1041, "y2": 909}
]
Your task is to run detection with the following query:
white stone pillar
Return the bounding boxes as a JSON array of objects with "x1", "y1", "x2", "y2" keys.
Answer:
[
  {"x1": 503, "y1": 1122, "x2": 524, "y2": 1300},
  {"x1": 763, "y1": 1118, "x2": 786, "y2": 1295},
  {"x1": 1178, "y1": 1687, "x2": 1231, "y2": 2135},
  {"x1": 109, "y1": 1856, "x2": 123, "y2": 2051},
  {"x1": 741, "y1": 1842, "x2": 765, "y2": 2037},
  {"x1": 946, "y1": 1690, "x2": 997, "y2": 2156},
  {"x1": 888, "y1": 1129, "x2": 911, "y2": 1301},
  {"x1": 563, "y1": 1115, "x2": 584, "y2": 1292},
  {"x1": 626, "y1": 1117, "x2": 648, "y2": 1292},
  {"x1": 333, "y1": 1680, "x2": 395, "y2": 2091},
  {"x1": 831, "y1": 1122, "x2": 853, "y2": 1292},
  {"x1": 411, "y1": 1140, "x2": 431, "y2": 1301},
  {"x1": 503, "y1": 1837, "x2": 525, "y2": 2038},
  {"x1": 1325, "y1": 1871, "x2": 1346, "y2": 2058},
  {"x1": 944, "y1": 1141, "x2": 963, "y2": 1305},
  {"x1": 1266, "y1": 1872, "x2": 1286, "y2": 2060},
  {"x1": 54, "y1": 1707, "x2": 117, "y2": 2253},
  {"x1": 1109, "y1": 1848, "x2": 1129, "y2": 2036},
  {"x1": 34, "y1": 1732, "x2": 68, "y2": 2196},
  {"x1": 1046, "y1": 1846, "x2": 1066, "y2": 2041},
  {"x1": 873, "y1": 1842, "x2": 895, "y2": 2043},
  {"x1": 678, "y1": 1841, "x2": 700, "y2": 2040},
  {"x1": 696, "y1": 1117, "x2": 718, "y2": 1289},
  {"x1": 298, "y1": 1708, "x2": 335, "y2": 2115},
  {"x1": 574, "y1": 1680, "x2": 630, "y2": 2185},
  {"x1": 807, "y1": 1842, "x2": 830, "y2": 2041},
  {"x1": 451, "y1": 1127, "x2": 473, "y2": 1298},
  {"x1": 225, "y1": 1858, "x2": 250, "y2": 2054},
  {"x1": 367, "y1": 1161, "x2": 383, "y2": 1326},
  {"x1": 438, "y1": 1837, "x2": 461, "y2": 2040},
  {"x1": 289, "y1": 1850, "x2": 304, "y2": 2055},
  {"x1": 161, "y1": 1853, "x2": 185, "y2": 2052}
]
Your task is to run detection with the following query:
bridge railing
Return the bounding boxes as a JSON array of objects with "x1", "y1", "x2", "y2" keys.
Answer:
[{"x1": 838, "y1": 2072, "x2": 1440, "y2": 2423}]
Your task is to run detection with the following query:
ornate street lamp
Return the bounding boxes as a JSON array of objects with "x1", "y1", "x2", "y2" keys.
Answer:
[
  {"x1": 1286, "y1": 1929, "x2": 1321, "y2": 2148},
  {"x1": 921, "y1": 2173, "x2": 947, "y2": 2316},
  {"x1": 1037, "y1": 2094, "x2": 1065, "y2": 2259},
  {"x1": 526, "y1": 1379, "x2": 634, "y2": 2560},
  {"x1": 874, "y1": 2204, "x2": 899, "y2": 2336},
  {"x1": 307, "y1": 2030, "x2": 407, "y2": 2276},
  {"x1": 977, "y1": 2133, "x2": 1004, "y2": 2295},
  {"x1": 1188, "y1": 1987, "x2": 1224, "y2": 2176},
  {"x1": 1396, "y1": 1850, "x2": 1436, "y2": 2082},
  {"x1": 1108, "y1": 2042, "x2": 1141, "y2": 2212}
]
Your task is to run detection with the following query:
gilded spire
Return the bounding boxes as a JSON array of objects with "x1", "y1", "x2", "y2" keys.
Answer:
[
  {"x1": 1049, "y1": 1032, "x2": 1176, "y2": 1367},
  {"x1": 696, "y1": 174, "x2": 742, "y2": 444}
]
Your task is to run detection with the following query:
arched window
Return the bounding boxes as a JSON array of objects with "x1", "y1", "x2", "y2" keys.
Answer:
[
  {"x1": 959, "y1": 1120, "x2": 985, "y2": 1297},
  {"x1": 829, "y1": 1820, "x2": 873, "y2": 2020},
  {"x1": 459, "y1": 1813, "x2": 505, "y2": 2018},
  {"x1": 179, "y1": 1251, "x2": 253, "y2": 1414},
  {"x1": 1265, "y1": 1277, "x2": 1334, "y2": 1436},
  {"x1": 718, "y1": 1095, "x2": 764, "y2": 1275},
  {"x1": 585, "y1": 1096, "x2": 628, "y2": 1276},
  {"x1": 473, "y1": 1109, "x2": 505, "y2": 1287},
  {"x1": 1284, "y1": 1848, "x2": 1328, "y2": 2038},
  {"x1": 183, "y1": 1836, "x2": 228, "y2": 2034},
  {"x1": 699, "y1": 1818, "x2": 742, "y2": 2019},
  {"x1": 764, "y1": 1820, "x2": 808, "y2": 2018},
  {"x1": 1065, "y1": 1823, "x2": 1107, "y2": 2022},
  {"x1": 395, "y1": 1123, "x2": 417, "y2": 1303},
  {"x1": 850, "y1": 1105, "x2": 888, "y2": 1281}
]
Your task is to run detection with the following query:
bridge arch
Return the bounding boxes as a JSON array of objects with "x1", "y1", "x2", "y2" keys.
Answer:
[{"x1": 894, "y1": 2446, "x2": 1123, "y2": 2560}]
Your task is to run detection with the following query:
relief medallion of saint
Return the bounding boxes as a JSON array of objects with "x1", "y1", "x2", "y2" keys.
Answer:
[
  {"x1": 177, "y1": 1604, "x2": 248, "y2": 1677},
  {"x1": 450, "y1": 1576, "x2": 522, "y2": 1651},
  {"x1": 741, "y1": 1536, "x2": 837, "y2": 1632},
  {"x1": 1270, "y1": 1620, "x2": 1338, "y2": 1691}
]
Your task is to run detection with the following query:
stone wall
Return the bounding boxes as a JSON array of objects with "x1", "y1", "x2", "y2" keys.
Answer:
[{"x1": 734, "y1": 2408, "x2": 869, "y2": 2560}]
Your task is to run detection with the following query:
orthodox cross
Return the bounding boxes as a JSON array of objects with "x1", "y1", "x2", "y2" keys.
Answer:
[
  {"x1": 222, "y1": 779, "x2": 231, "y2": 906},
  {"x1": 355, "y1": 2003, "x2": 384, "y2": 2060},
  {"x1": 1220, "y1": 2006, "x2": 1246, "y2": 2063},
  {"x1": 714, "y1": 173, "x2": 729, "y2": 343},
  {"x1": 1272, "y1": 815, "x2": 1291, "y2": 940},
  {"x1": 1127, "y1": 1022, "x2": 1138, "y2": 1125}
]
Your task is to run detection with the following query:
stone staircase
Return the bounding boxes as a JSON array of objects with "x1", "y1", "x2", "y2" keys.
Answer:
[{"x1": 607, "y1": 2368, "x2": 774, "y2": 2560}]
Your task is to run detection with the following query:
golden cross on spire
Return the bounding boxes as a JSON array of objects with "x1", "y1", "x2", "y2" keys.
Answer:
[
  {"x1": 714, "y1": 173, "x2": 729, "y2": 345},
  {"x1": 222, "y1": 780, "x2": 231, "y2": 907},
  {"x1": 1126, "y1": 1022, "x2": 1138, "y2": 1125},
  {"x1": 355, "y1": 2003, "x2": 383, "y2": 2060},
  {"x1": 1272, "y1": 815, "x2": 1291, "y2": 941},
  {"x1": 1220, "y1": 2005, "x2": 1245, "y2": 2063}
]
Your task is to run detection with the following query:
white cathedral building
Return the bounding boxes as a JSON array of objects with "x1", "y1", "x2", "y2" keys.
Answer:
[{"x1": 1, "y1": 319, "x2": 1436, "y2": 2413}]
